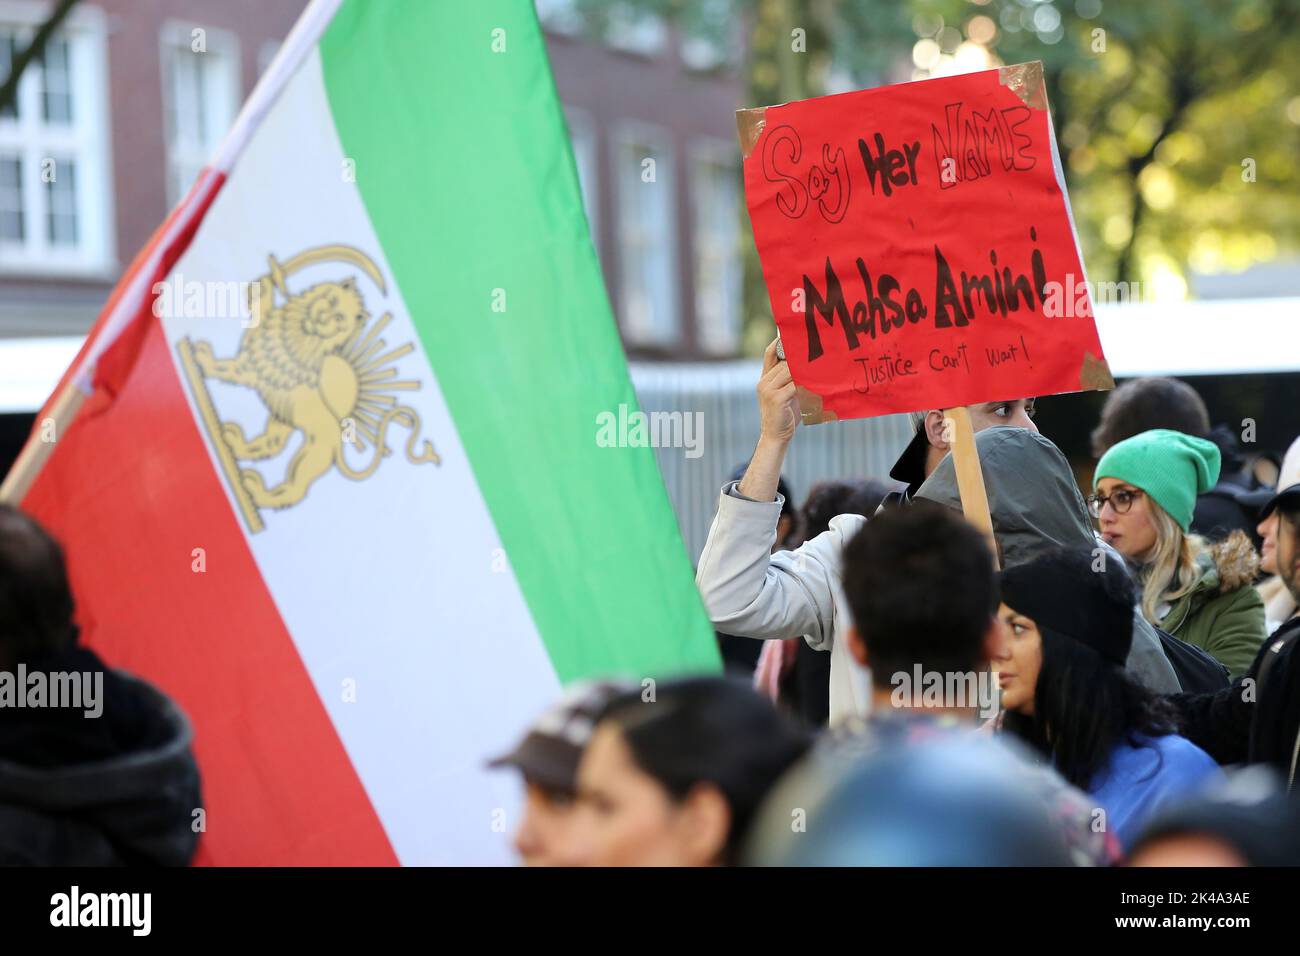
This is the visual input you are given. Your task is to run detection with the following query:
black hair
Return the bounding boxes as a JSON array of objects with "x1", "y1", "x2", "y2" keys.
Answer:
[
  {"x1": 1278, "y1": 500, "x2": 1300, "y2": 595},
  {"x1": 1002, "y1": 632, "x2": 1181, "y2": 791},
  {"x1": 841, "y1": 501, "x2": 998, "y2": 688},
  {"x1": 595, "y1": 677, "x2": 809, "y2": 864},
  {"x1": 1090, "y1": 377, "x2": 1209, "y2": 458},
  {"x1": 0, "y1": 505, "x2": 77, "y2": 669},
  {"x1": 798, "y1": 479, "x2": 894, "y2": 542}
]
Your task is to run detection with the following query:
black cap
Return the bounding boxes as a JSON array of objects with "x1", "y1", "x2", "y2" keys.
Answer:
[
  {"x1": 999, "y1": 547, "x2": 1136, "y2": 666},
  {"x1": 1259, "y1": 481, "x2": 1300, "y2": 520},
  {"x1": 486, "y1": 681, "x2": 629, "y2": 794}
]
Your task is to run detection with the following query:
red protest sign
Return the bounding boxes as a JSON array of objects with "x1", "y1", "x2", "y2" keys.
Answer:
[{"x1": 739, "y1": 62, "x2": 1113, "y2": 423}]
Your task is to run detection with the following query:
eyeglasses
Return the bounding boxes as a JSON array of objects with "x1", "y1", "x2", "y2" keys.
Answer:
[{"x1": 1087, "y1": 488, "x2": 1144, "y2": 518}]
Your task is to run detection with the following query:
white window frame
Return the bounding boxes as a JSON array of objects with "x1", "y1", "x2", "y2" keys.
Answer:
[
  {"x1": 0, "y1": 0, "x2": 115, "y2": 278},
  {"x1": 613, "y1": 120, "x2": 679, "y2": 347},
  {"x1": 690, "y1": 138, "x2": 742, "y2": 355},
  {"x1": 159, "y1": 20, "x2": 240, "y2": 210},
  {"x1": 563, "y1": 105, "x2": 599, "y2": 253}
]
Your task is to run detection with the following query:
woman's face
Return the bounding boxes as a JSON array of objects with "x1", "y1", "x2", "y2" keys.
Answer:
[
  {"x1": 1258, "y1": 511, "x2": 1280, "y2": 576},
  {"x1": 569, "y1": 723, "x2": 726, "y2": 867},
  {"x1": 1129, "y1": 834, "x2": 1247, "y2": 867},
  {"x1": 512, "y1": 782, "x2": 585, "y2": 867},
  {"x1": 1095, "y1": 477, "x2": 1159, "y2": 562},
  {"x1": 994, "y1": 603, "x2": 1043, "y2": 715}
]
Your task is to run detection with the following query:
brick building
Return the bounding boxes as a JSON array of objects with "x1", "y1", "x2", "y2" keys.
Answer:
[
  {"x1": 0, "y1": 0, "x2": 749, "y2": 359},
  {"x1": 0, "y1": 0, "x2": 305, "y2": 336}
]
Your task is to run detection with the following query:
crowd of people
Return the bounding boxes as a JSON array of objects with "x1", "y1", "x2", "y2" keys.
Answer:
[
  {"x1": 1, "y1": 353, "x2": 1298, "y2": 867},
  {"x1": 492, "y1": 357, "x2": 1300, "y2": 867}
]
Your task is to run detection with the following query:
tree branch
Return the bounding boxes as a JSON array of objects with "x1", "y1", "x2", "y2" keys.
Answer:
[{"x1": 0, "y1": 0, "x2": 83, "y2": 116}]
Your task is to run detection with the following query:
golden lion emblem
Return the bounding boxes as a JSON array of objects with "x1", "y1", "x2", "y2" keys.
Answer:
[{"x1": 177, "y1": 244, "x2": 439, "y2": 533}]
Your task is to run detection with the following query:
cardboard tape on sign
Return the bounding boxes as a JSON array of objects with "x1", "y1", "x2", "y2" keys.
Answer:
[
  {"x1": 1080, "y1": 351, "x2": 1116, "y2": 392},
  {"x1": 736, "y1": 106, "x2": 768, "y2": 159},
  {"x1": 796, "y1": 386, "x2": 837, "y2": 425},
  {"x1": 998, "y1": 61, "x2": 1048, "y2": 111}
]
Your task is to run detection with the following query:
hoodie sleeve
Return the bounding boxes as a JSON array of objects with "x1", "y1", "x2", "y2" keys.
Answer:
[{"x1": 696, "y1": 481, "x2": 856, "y2": 650}]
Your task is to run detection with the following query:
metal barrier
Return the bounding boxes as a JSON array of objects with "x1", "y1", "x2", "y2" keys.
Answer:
[{"x1": 628, "y1": 360, "x2": 914, "y2": 563}]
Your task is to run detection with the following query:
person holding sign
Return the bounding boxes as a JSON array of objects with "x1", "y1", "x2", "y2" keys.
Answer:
[
  {"x1": 696, "y1": 342, "x2": 1043, "y2": 722},
  {"x1": 695, "y1": 364, "x2": 1181, "y2": 725},
  {"x1": 702, "y1": 62, "x2": 1180, "y2": 723},
  {"x1": 886, "y1": 400, "x2": 1039, "y2": 506}
]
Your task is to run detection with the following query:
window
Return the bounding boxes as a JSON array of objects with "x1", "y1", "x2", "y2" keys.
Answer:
[
  {"x1": 0, "y1": 155, "x2": 22, "y2": 241},
  {"x1": 691, "y1": 144, "x2": 741, "y2": 354},
  {"x1": 0, "y1": 31, "x2": 17, "y2": 120},
  {"x1": 564, "y1": 107, "x2": 598, "y2": 250},
  {"x1": 160, "y1": 23, "x2": 240, "y2": 208},
  {"x1": 614, "y1": 123, "x2": 678, "y2": 346},
  {"x1": 0, "y1": 9, "x2": 113, "y2": 277},
  {"x1": 41, "y1": 36, "x2": 72, "y2": 123},
  {"x1": 44, "y1": 155, "x2": 76, "y2": 245}
]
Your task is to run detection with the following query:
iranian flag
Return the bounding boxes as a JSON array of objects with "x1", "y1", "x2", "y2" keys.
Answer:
[{"x1": 2, "y1": 0, "x2": 718, "y2": 864}]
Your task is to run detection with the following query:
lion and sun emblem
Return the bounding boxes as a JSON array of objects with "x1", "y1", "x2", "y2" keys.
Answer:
[{"x1": 177, "y1": 244, "x2": 440, "y2": 533}]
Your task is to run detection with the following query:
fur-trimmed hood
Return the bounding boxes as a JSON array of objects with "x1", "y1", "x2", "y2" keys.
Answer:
[
  {"x1": 1195, "y1": 530, "x2": 1260, "y2": 595},
  {"x1": 1160, "y1": 530, "x2": 1267, "y2": 677}
]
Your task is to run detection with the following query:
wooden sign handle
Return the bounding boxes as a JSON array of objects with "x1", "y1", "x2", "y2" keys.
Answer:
[{"x1": 942, "y1": 406, "x2": 999, "y2": 569}]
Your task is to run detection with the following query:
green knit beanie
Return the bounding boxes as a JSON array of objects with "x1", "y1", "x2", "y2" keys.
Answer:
[{"x1": 1094, "y1": 429, "x2": 1221, "y2": 532}]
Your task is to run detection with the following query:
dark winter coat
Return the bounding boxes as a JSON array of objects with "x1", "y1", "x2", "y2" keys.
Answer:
[
  {"x1": 0, "y1": 646, "x2": 202, "y2": 865},
  {"x1": 1171, "y1": 614, "x2": 1300, "y2": 786}
]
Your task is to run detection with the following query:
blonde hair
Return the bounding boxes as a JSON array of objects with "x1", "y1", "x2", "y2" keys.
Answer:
[{"x1": 1136, "y1": 502, "x2": 1203, "y2": 624}]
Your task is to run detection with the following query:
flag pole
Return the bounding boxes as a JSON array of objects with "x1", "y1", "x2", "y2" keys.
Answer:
[{"x1": 0, "y1": 381, "x2": 88, "y2": 504}]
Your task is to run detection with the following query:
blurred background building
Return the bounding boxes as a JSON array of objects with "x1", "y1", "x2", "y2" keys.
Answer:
[
  {"x1": 2, "y1": 0, "x2": 1298, "y2": 556},
  {"x1": 0, "y1": 0, "x2": 304, "y2": 338},
  {"x1": 0, "y1": 0, "x2": 760, "y2": 359}
]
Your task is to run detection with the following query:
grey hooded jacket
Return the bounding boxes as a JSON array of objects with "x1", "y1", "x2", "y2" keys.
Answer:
[
  {"x1": 915, "y1": 427, "x2": 1180, "y2": 696},
  {"x1": 695, "y1": 427, "x2": 1180, "y2": 725}
]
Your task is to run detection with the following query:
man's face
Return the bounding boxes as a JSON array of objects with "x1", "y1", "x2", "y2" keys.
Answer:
[
  {"x1": 967, "y1": 399, "x2": 1039, "y2": 435},
  {"x1": 1275, "y1": 508, "x2": 1300, "y2": 602},
  {"x1": 924, "y1": 400, "x2": 1038, "y2": 455},
  {"x1": 1258, "y1": 511, "x2": 1281, "y2": 576}
]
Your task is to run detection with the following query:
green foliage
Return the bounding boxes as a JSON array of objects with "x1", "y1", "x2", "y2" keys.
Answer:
[{"x1": 557, "y1": 0, "x2": 1300, "y2": 350}]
